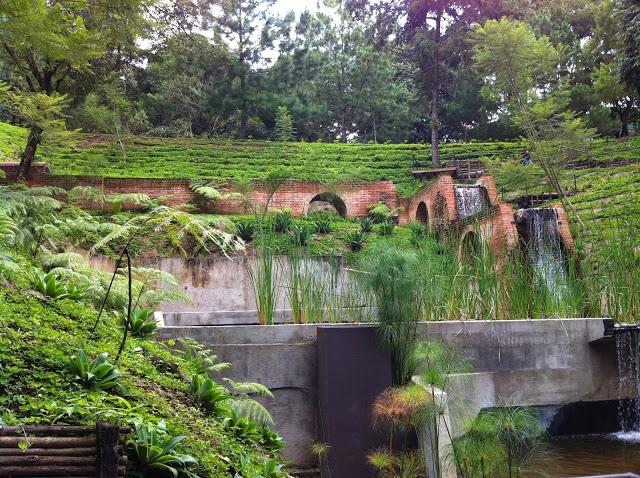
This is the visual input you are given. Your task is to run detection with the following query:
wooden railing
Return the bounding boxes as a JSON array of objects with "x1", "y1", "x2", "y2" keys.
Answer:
[{"x1": 0, "y1": 423, "x2": 128, "y2": 477}]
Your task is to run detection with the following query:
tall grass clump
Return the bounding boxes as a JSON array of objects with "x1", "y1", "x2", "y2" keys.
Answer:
[
  {"x1": 245, "y1": 244, "x2": 279, "y2": 325},
  {"x1": 360, "y1": 244, "x2": 423, "y2": 386},
  {"x1": 578, "y1": 216, "x2": 640, "y2": 323}
]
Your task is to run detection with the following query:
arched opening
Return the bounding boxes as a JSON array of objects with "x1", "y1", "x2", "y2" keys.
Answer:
[
  {"x1": 416, "y1": 201, "x2": 429, "y2": 225},
  {"x1": 308, "y1": 192, "x2": 347, "y2": 218}
]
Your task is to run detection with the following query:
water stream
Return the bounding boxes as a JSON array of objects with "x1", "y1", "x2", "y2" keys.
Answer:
[
  {"x1": 454, "y1": 185, "x2": 485, "y2": 219},
  {"x1": 516, "y1": 208, "x2": 568, "y2": 298},
  {"x1": 616, "y1": 327, "x2": 640, "y2": 437}
]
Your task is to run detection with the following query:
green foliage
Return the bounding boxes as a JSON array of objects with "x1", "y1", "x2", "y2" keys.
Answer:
[
  {"x1": 68, "y1": 345, "x2": 121, "y2": 391},
  {"x1": 128, "y1": 421, "x2": 198, "y2": 478},
  {"x1": 368, "y1": 203, "x2": 394, "y2": 223},
  {"x1": 32, "y1": 270, "x2": 71, "y2": 299},
  {"x1": 290, "y1": 223, "x2": 315, "y2": 247},
  {"x1": 190, "y1": 374, "x2": 232, "y2": 417},
  {"x1": 358, "y1": 217, "x2": 374, "y2": 233},
  {"x1": 345, "y1": 229, "x2": 368, "y2": 252},
  {"x1": 272, "y1": 209, "x2": 294, "y2": 233},
  {"x1": 361, "y1": 246, "x2": 422, "y2": 386},
  {"x1": 118, "y1": 307, "x2": 158, "y2": 338},
  {"x1": 311, "y1": 213, "x2": 335, "y2": 234},
  {"x1": 378, "y1": 221, "x2": 396, "y2": 236},
  {"x1": 235, "y1": 220, "x2": 256, "y2": 242},
  {"x1": 274, "y1": 106, "x2": 295, "y2": 142}
]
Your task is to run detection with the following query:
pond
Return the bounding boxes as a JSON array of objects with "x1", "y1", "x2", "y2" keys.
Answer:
[{"x1": 533, "y1": 433, "x2": 640, "y2": 477}]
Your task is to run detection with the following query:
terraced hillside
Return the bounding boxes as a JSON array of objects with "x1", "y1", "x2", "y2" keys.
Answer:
[
  {"x1": 0, "y1": 122, "x2": 523, "y2": 196},
  {"x1": 1, "y1": 122, "x2": 639, "y2": 226}
]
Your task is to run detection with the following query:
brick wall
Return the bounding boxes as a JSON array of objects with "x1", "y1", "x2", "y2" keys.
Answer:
[
  {"x1": 550, "y1": 204, "x2": 576, "y2": 253},
  {"x1": 398, "y1": 175, "x2": 458, "y2": 226},
  {"x1": 0, "y1": 162, "x2": 574, "y2": 258},
  {"x1": 0, "y1": 163, "x2": 398, "y2": 216}
]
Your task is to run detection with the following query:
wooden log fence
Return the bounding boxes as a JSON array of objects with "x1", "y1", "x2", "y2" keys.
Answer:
[{"x1": 0, "y1": 423, "x2": 128, "y2": 478}]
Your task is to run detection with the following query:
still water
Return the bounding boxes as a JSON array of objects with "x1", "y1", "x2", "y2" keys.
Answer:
[{"x1": 533, "y1": 434, "x2": 640, "y2": 477}]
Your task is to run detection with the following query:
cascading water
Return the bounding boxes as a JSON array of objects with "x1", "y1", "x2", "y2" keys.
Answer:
[
  {"x1": 454, "y1": 185, "x2": 485, "y2": 219},
  {"x1": 515, "y1": 208, "x2": 568, "y2": 298},
  {"x1": 616, "y1": 327, "x2": 640, "y2": 438}
]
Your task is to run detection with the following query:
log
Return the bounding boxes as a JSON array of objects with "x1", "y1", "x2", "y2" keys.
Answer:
[
  {"x1": 0, "y1": 456, "x2": 95, "y2": 465},
  {"x1": 0, "y1": 465, "x2": 126, "y2": 477},
  {"x1": 0, "y1": 426, "x2": 129, "y2": 436},
  {"x1": 96, "y1": 422, "x2": 120, "y2": 478},
  {"x1": 0, "y1": 437, "x2": 96, "y2": 448},
  {"x1": 0, "y1": 447, "x2": 95, "y2": 456},
  {"x1": 0, "y1": 426, "x2": 95, "y2": 436}
]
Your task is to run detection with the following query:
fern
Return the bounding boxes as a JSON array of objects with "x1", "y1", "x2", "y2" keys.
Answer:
[{"x1": 228, "y1": 398, "x2": 274, "y2": 426}]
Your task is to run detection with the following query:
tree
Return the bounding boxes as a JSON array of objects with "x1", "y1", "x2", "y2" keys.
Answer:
[
  {"x1": 209, "y1": 0, "x2": 277, "y2": 139},
  {"x1": 471, "y1": 18, "x2": 589, "y2": 227},
  {"x1": 0, "y1": 0, "x2": 146, "y2": 96},
  {"x1": 403, "y1": 0, "x2": 480, "y2": 167},
  {"x1": 274, "y1": 105, "x2": 295, "y2": 141},
  {"x1": 0, "y1": 82, "x2": 70, "y2": 180},
  {"x1": 592, "y1": 62, "x2": 639, "y2": 136},
  {"x1": 620, "y1": 0, "x2": 640, "y2": 95}
]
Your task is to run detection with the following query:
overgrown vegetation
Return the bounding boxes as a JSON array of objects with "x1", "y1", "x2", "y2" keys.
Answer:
[{"x1": 0, "y1": 184, "x2": 287, "y2": 477}]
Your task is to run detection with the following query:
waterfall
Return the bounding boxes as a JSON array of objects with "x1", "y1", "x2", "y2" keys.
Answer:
[
  {"x1": 455, "y1": 186, "x2": 485, "y2": 219},
  {"x1": 515, "y1": 208, "x2": 568, "y2": 298},
  {"x1": 616, "y1": 327, "x2": 640, "y2": 438}
]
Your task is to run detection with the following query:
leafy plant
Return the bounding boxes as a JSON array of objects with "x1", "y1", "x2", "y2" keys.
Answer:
[
  {"x1": 128, "y1": 421, "x2": 198, "y2": 478},
  {"x1": 290, "y1": 223, "x2": 315, "y2": 246},
  {"x1": 368, "y1": 203, "x2": 400, "y2": 223},
  {"x1": 312, "y1": 213, "x2": 335, "y2": 234},
  {"x1": 245, "y1": 246, "x2": 279, "y2": 325},
  {"x1": 345, "y1": 230, "x2": 368, "y2": 252},
  {"x1": 190, "y1": 373, "x2": 232, "y2": 417},
  {"x1": 368, "y1": 449, "x2": 426, "y2": 478},
  {"x1": 359, "y1": 217, "x2": 375, "y2": 232},
  {"x1": 68, "y1": 345, "x2": 121, "y2": 391},
  {"x1": 272, "y1": 209, "x2": 294, "y2": 233},
  {"x1": 32, "y1": 270, "x2": 69, "y2": 299},
  {"x1": 361, "y1": 246, "x2": 422, "y2": 386},
  {"x1": 379, "y1": 221, "x2": 396, "y2": 236},
  {"x1": 236, "y1": 220, "x2": 256, "y2": 242},
  {"x1": 118, "y1": 307, "x2": 158, "y2": 338}
]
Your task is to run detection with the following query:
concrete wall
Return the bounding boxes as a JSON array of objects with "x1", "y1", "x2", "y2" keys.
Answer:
[
  {"x1": 89, "y1": 255, "x2": 353, "y2": 324},
  {"x1": 156, "y1": 318, "x2": 617, "y2": 470}
]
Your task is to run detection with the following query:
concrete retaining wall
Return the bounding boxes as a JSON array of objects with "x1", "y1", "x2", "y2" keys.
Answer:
[
  {"x1": 156, "y1": 318, "x2": 617, "y2": 469},
  {"x1": 89, "y1": 255, "x2": 351, "y2": 324}
]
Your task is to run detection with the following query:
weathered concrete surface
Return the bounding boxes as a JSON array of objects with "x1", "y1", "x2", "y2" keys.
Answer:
[
  {"x1": 157, "y1": 319, "x2": 616, "y2": 469},
  {"x1": 90, "y1": 255, "x2": 348, "y2": 323}
]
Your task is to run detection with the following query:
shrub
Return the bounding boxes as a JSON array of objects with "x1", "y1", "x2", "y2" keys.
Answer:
[
  {"x1": 368, "y1": 202, "x2": 393, "y2": 223},
  {"x1": 358, "y1": 217, "x2": 374, "y2": 233},
  {"x1": 68, "y1": 345, "x2": 121, "y2": 391},
  {"x1": 128, "y1": 421, "x2": 198, "y2": 478},
  {"x1": 235, "y1": 220, "x2": 256, "y2": 242},
  {"x1": 290, "y1": 223, "x2": 315, "y2": 246},
  {"x1": 378, "y1": 221, "x2": 396, "y2": 236},
  {"x1": 273, "y1": 209, "x2": 294, "y2": 233},
  {"x1": 312, "y1": 213, "x2": 334, "y2": 234},
  {"x1": 32, "y1": 270, "x2": 68, "y2": 299},
  {"x1": 190, "y1": 373, "x2": 232, "y2": 416},
  {"x1": 118, "y1": 307, "x2": 158, "y2": 338},
  {"x1": 345, "y1": 230, "x2": 367, "y2": 252}
]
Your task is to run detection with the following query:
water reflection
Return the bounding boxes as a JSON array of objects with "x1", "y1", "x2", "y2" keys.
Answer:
[{"x1": 532, "y1": 434, "x2": 640, "y2": 477}]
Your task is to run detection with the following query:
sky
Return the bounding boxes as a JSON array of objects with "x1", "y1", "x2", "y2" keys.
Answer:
[{"x1": 273, "y1": 0, "x2": 320, "y2": 16}]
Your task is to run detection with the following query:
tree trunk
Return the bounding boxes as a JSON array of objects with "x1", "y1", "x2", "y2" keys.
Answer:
[
  {"x1": 239, "y1": 68, "x2": 248, "y2": 139},
  {"x1": 430, "y1": 12, "x2": 442, "y2": 168},
  {"x1": 17, "y1": 124, "x2": 42, "y2": 181}
]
